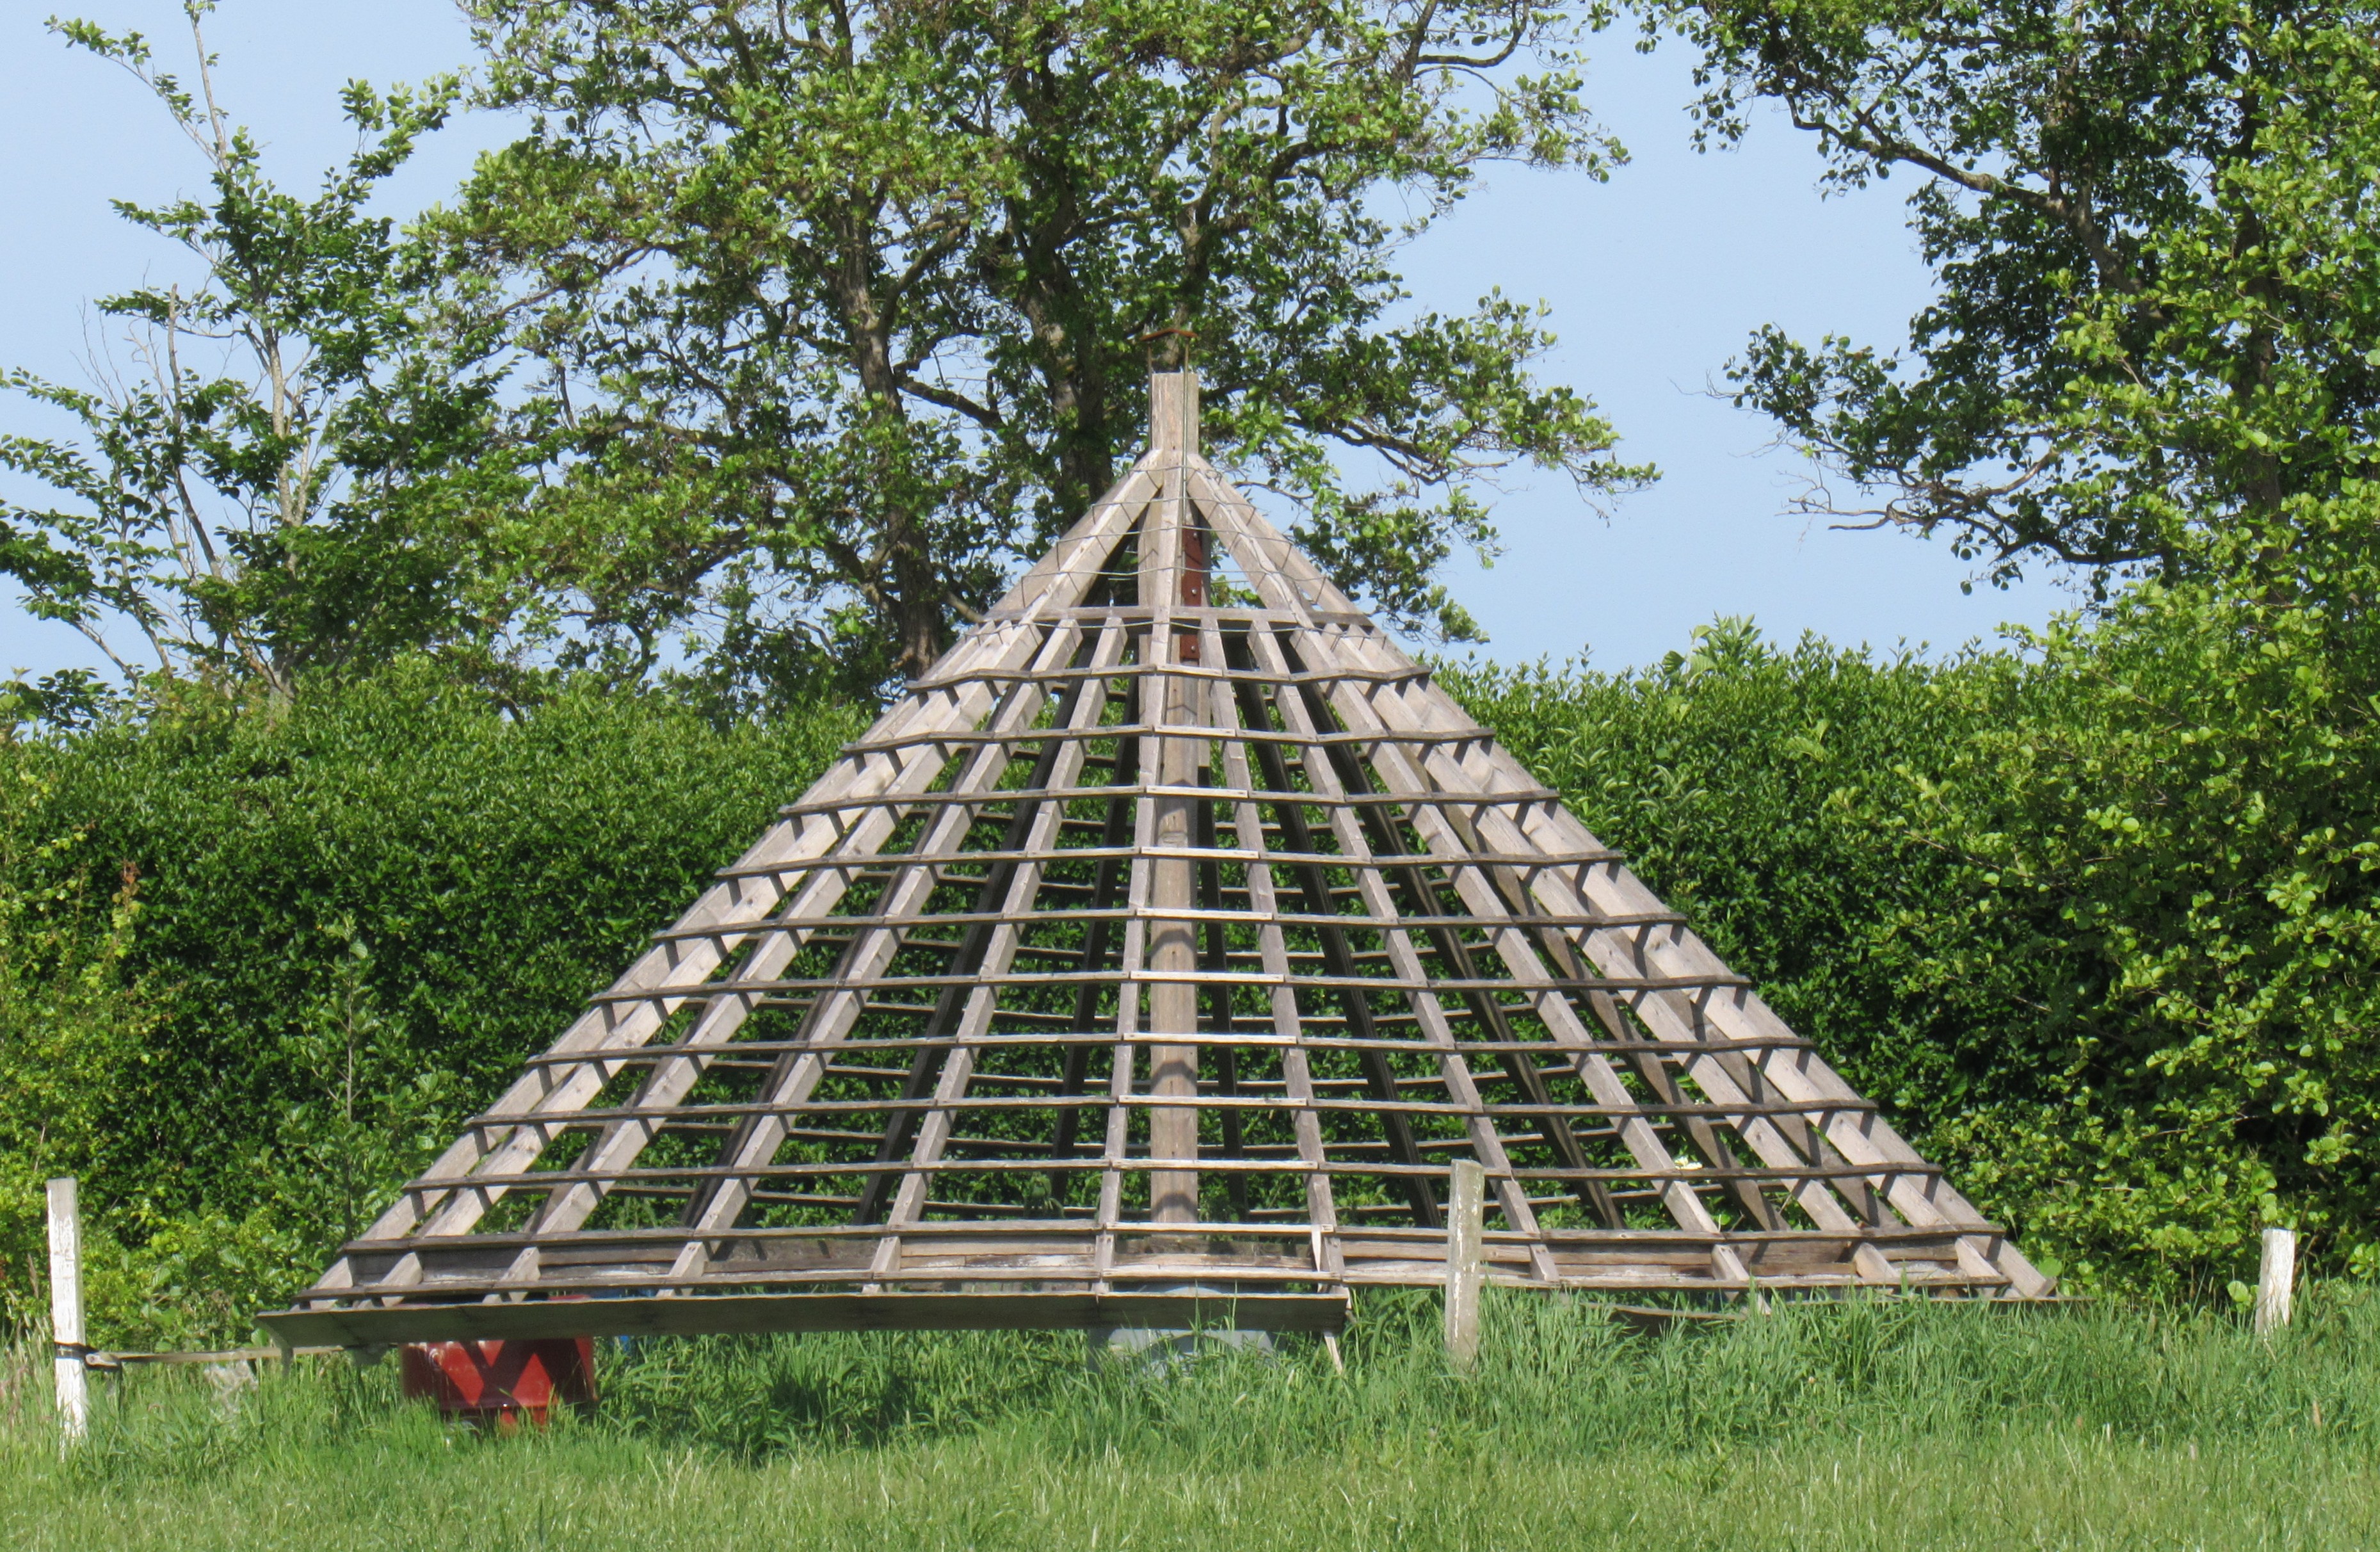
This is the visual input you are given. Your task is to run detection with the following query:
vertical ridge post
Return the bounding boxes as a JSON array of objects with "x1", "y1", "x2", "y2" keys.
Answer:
[
  {"x1": 2255, "y1": 1226, "x2": 2296, "y2": 1335},
  {"x1": 1445, "y1": 1159, "x2": 1485, "y2": 1371},
  {"x1": 47, "y1": 1177, "x2": 88, "y2": 1444},
  {"x1": 1149, "y1": 369, "x2": 1199, "y2": 458},
  {"x1": 1144, "y1": 369, "x2": 1206, "y2": 1225}
]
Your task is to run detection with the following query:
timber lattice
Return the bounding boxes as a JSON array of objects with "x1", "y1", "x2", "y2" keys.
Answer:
[{"x1": 263, "y1": 373, "x2": 2047, "y2": 1348}]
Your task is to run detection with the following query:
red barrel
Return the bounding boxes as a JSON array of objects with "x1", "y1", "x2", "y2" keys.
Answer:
[{"x1": 399, "y1": 1338, "x2": 598, "y2": 1428}]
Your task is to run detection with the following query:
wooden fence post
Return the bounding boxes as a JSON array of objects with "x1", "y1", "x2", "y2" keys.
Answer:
[
  {"x1": 2255, "y1": 1226, "x2": 2296, "y2": 1336},
  {"x1": 47, "y1": 1177, "x2": 88, "y2": 1444},
  {"x1": 1444, "y1": 1160, "x2": 1485, "y2": 1373}
]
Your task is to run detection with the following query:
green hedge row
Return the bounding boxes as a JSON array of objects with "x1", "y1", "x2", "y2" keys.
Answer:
[
  {"x1": 0, "y1": 666, "x2": 861, "y2": 1341},
  {"x1": 1442, "y1": 630, "x2": 2018, "y2": 1131},
  {"x1": 7, "y1": 572, "x2": 2379, "y2": 1337},
  {"x1": 1452, "y1": 518, "x2": 2380, "y2": 1300}
]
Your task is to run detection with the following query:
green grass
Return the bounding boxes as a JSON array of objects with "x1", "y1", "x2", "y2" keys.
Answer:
[{"x1": 7, "y1": 1289, "x2": 2380, "y2": 1549}]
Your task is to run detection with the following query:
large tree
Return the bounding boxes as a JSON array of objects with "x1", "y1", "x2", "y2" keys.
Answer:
[
  {"x1": 446, "y1": 0, "x2": 1650, "y2": 698},
  {"x1": 1677, "y1": 0, "x2": 2380, "y2": 588}
]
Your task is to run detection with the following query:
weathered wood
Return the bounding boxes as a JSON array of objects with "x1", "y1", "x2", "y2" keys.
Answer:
[
  {"x1": 1304, "y1": 609, "x2": 2046, "y2": 1293},
  {"x1": 47, "y1": 1178, "x2": 88, "y2": 1445},
  {"x1": 779, "y1": 783, "x2": 1570, "y2": 820},
  {"x1": 706, "y1": 841, "x2": 1625, "y2": 888},
  {"x1": 1220, "y1": 704, "x2": 1345, "y2": 1291},
  {"x1": 261, "y1": 1289, "x2": 1347, "y2": 1348},
  {"x1": 1200, "y1": 496, "x2": 2045, "y2": 1294},
  {"x1": 320, "y1": 462, "x2": 1157, "y2": 1268},
  {"x1": 95, "y1": 1346, "x2": 342, "y2": 1366},
  {"x1": 513, "y1": 1028, "x2": 1815, "y2": 1062},
  {"x1": 903, "y1": 659, "x2": 1436, "y2": 693},
  {"x1": 1444, "y1": 1159, "x2": 1486, "y2": 1372},
  {"x1": 1207, "y1": 490, "x2": 1876, "y2": 1289},
  {"x1": 272, "y1": 368, "x2": 2047, "y2": 1336},
  {"x1": 1245, "y1": 622, "x2": 1559, "y2": 1279},
  {"x1": 478, "y1": 622, "x2": 1101, "y2": 1288},
  {"x1": 1142, "y1": 385, "x2": 1207, "y2": 1224},
  {"x1": 862, "y1": 630, "x2": 1123, "y2": 1280},
  {"x1": 2256, "y1": 1226, "x2": 2296, "y2": 1334}
]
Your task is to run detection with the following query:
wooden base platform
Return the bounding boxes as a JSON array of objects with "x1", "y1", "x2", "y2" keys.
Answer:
[{"x1": 259, "y1": 1289, "x2": 1351, "y2": 1348}]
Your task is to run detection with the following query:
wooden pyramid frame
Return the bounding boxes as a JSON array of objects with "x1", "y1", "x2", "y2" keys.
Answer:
[{"x1": 263, "y1": 373, "x2": 2046, "y2": 1349}]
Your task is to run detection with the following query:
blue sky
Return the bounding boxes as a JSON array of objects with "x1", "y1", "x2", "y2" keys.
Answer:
[{"x1": 0, "y1": 1, "x2": 2074, "y2": 682}]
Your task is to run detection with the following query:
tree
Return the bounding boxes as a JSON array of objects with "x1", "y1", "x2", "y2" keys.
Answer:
[
  {"x1": 1659, "y1": 0, "x2": 2380, "y2": 1290},
  {"x1": 1675, "y1": 0, "x2": 2380, "y2": 588},
  {"x1": 446, "y1": 0, "x2": 1651, "y2": 699},
  {"x1": 0, "y1": 3, "x2": 508, "y2": 700}
]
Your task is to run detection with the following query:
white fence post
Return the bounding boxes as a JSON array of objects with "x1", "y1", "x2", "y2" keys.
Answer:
[
  {"x1": 1444, "y1": 1160, "x2": 1486, "y2": 1373},
  {"x1": 2255, "y1": 1226, "x2": 2296, "y2": 1336},
  {"x1": 47, "y1": 1177, "x2": 88, "y2": 1444}
]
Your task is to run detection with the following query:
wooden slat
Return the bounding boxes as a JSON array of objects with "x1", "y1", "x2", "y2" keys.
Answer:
[
  {"x1": 779, "y1": 784, "x2": 1570, "y2": 819},
  {"x1": 1218, "y1": 704, "x2": 1344, "y2": 1288},
  {"x1": 263, "y1": 1291, "x2": 1351, "y2": 1348},
  {"x1": 862, "y1": 626, "x2": 1123, "y2": 1278},
  {"x1": 509, "y1": 1029, "x2": 1819, "y2": 1062}
]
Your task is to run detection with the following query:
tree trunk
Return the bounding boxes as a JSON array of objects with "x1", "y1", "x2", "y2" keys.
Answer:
[
  {"x1": 833, "y1": 209, "x2": 948, "y2": 681},
  {"x1": 1001, "y1": 75, "x2": 1119, "y2": 529}
]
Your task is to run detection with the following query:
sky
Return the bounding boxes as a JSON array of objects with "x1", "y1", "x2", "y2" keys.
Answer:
[{"x1": 0, "y1": 1, "x2": 2075, "y2": 683}]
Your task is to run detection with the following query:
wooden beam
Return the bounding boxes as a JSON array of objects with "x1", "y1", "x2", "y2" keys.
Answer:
[
  {"x1": 47, "y1": 1177, "x2": 87, "y2": 1445},
  {"x1": 262, "y1": 1290, "x2": 1350, "y2": 1348},
  {"x1": 1444, "y1": 1159, "x2": 1485, "y2": 1373}
]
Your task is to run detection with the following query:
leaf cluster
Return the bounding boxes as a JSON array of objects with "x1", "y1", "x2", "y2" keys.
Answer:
[
  {"x1": 1881, "y1": 499, "x2": 2380, "y2": 1292},
  {"x1": 1, "y1": 6, "x2": 515, "y2": 695},
  {"x1": 435, "y1": 0, "x2": 1648, "y2": 697},
  {"x1": 1675, "y1": 0, "x2": 2380, "y2": 589}
]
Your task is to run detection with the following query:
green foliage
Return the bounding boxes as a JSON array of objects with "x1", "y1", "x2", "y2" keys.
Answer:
[
  {"x1": 0, "y1": 6, "x2": 510, "y2": 694},
  {"x1": 6, "y1": 2, "x2": 1655, "y2": 716},
  {"x1": 1452, "y1": 512, "x2": 2380, "y2": 1297},
  {"x1": 1885, "y1": 501, "x2": 2380, "y2": 1293},
  {"x1": 1678, "y1": 0, "x2": 2380, "y2": 586},
  {"x1": 0, "y1": 664, "x2": 862, "y2": 1343},
  {"x1": 442, "y1": 0, "x2": 1648, "y2": 696},
  {"x1": 0, "y1": 763, "x2": 154, "y2": 1335}
]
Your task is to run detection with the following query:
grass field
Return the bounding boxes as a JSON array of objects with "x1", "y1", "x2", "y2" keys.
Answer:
[{"x1": 5, "y1": 1289, "x2": 2377, "y2": 1550}]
